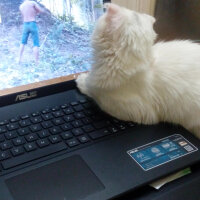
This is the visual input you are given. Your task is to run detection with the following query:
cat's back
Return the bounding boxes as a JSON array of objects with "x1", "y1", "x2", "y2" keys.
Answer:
[
  {"x1": 153, "y1": 40, "x2": 200, "y2": 68},
  {"x1": 150, "y1": 40, "x2": 200, "y2": 128}
]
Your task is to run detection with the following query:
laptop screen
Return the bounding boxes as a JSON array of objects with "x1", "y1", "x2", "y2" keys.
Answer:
[{"x1": 0, "y1": 0, "x2": 107, "y2": 92}]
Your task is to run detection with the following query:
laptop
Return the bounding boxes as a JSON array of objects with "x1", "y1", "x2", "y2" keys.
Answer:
[{"x1": 0, "y1": 0, "x2": 200, "y2": 200}]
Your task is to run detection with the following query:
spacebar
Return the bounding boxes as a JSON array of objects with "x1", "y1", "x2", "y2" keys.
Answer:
[{"x1": 2, "y1": 142, "x2": 67, "y2": 170}]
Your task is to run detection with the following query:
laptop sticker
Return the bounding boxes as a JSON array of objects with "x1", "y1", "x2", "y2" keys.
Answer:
[{"x1": 127, "y1": 134, "x2": 198, "y2": 171}]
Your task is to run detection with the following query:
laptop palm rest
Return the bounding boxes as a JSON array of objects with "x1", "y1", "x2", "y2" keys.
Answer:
[{"x1": 5, "y1": 155, "x2": 104, "y2": 200}]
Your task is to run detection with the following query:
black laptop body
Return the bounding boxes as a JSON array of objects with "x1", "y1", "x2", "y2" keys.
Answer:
[{"x1": 0, "y1": 80, "x2": 200, "y2": 200}]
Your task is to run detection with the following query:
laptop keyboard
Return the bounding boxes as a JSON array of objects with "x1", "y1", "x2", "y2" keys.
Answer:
[{"x1": 0, "y1": 98, "x2": 135, "y2": 173}]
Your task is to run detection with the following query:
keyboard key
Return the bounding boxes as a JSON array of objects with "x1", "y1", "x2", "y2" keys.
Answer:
[
  {"x1": 2, "y1": 142, "x2": 67, "y2": 169},
  {"x1": 63, "y1": 115, "x2": 74, "y2": 122},
  {"x1": 38, "y1": 130, "x2": 50, "y2": 138},
  {"x1": 53, "y1": 111, "x2": 64, "y2": 118},
  {"x1": 88, "y1": 129, "x2": 110, "y2": 140},
  {"x1": 0, "y1": 135, "x2": 5, "y2": 142},
  {"x1": 10, "y1": 117, "x2": 20, "y2": 123},
  {"x1": 42, "y1": 113, "x2": 53, "y2": 121},
  {"x1": 0, "y1": 151, "x2": 11, "y2": 161},
  {"x1": 84, "y1": 110, "x2": 95, "y2": 116},
  {"x1": 72, "y1": 120, "x2": 83, "y2": 128},
  {"x1": 49, "y1": 135, "x2": 61, "y2": 144},
  {"x1": 82, "y1": 125, "x2": 95, "y2": 133},
  {"x1": 79, "y1": 99, "x2": 87, "y2": 104},
  {"x1": 0, "y1": 141, "x2": 12, "y2": 150},
  {"x1": 126, "y1": 122, "x2": 135, "y2": 127},
  {"x1": 119, "y1": 125, "x2": 126, "y2": 130},
  {"x1": 32, "y1": 112, "x2": 40, "y2": 117},
  {"x1": 5, "y1": 131, "x2": 18, "y2": 139},
  {"x1": 60, "y1": 104, "x2": 69, "y2": 109},
  {"x1": 21, "y1": 114, "x2": 30, "y2": 119},
  {"x1": 61, "y1": 132, "x2": 73, "y2": 140},
  {"x1": 111, "y1": 119, "x2": 126, "y2": 128},
  {"x1": 41, "y1": 121, "x2": 53, "y2": 129},
  {"x1": 74, "y1": 112, "x2": 85, "y2": 119},
  {"x1": 52, "y1": 118, "x2": 65, "y2": 125},
  {"x1": 30, "y1": 124, "x2": 42, "y2": 132},
  {"x1": 49, "y1": 127, "x2": 62, "y2": 135},
  {"x1": 0, "y1": 126, "x2": 7, "y2": 134},
  {"x1": 18, "y1": 128, "x2": 30, "y2": 136},
  {"x1": 25, "y1": 133, "x2": 38, "y2": 142},
  {"x1": 0, "y1": 120, "x2": 9, "y2": 126},
  {"x1": 115, "y1": 124, "x2": 127, "y2": 130},
  {"x1": 11, "y1": 147, "x2": 24, "y2": 156},
  {"x1": 19, "y1": 119, "x2": 31, "y2": 127},
  {"x1": 108, "y1": 126, "x2": 119, "y2": 133},
  {"x1": 82, "y1": 117, "x2": 92, "y2": 125},
  {"x1": 6, "y1": 123, "x2": 19, "y2": 131},
  {"x1": 31, "y1": 116, "x2": 42, "y2": 124},
  {"x1": 37, "y1": 139, "x2": 50, "y2": 148},
  {"x1": 42, "y1": 108, "x2": 51, "y2": 114},
  {"x1": 72, "y1": 128, "x2": 84, "y2": 136},
  {"x1": 13, "y1": 137, "x2": 26, "y2": 146},
  {"x1": 63, "y1": 107, "x2": 74, "y2": 115},
  {"x1": 74, "y1": 105, "x2": 84, "y2": 112},
  {"x1": 51, "y1": 106, "x2": 60, "y2": 111},
  {"x1": 66, "y1": 138, "x2": 79, "y2": 147},
  {"x1": 70, "y1": 101, "x2": 79, "y2": 106},
  {"x1": 24, "y1": 142, "x2": 37, "y2": 152},
  {"x1": 78, "y1": 135, "x2": 90, "y2": 143},
  {"x1": 61, "y1": 124, "x2": 72, "y2": 131}
]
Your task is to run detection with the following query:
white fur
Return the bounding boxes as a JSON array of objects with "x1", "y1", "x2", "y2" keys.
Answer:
[{"x1": 76, "y1": 3, "x2": 200, "y2": 139}]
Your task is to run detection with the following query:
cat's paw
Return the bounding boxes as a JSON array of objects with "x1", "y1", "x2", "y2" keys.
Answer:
[{"x1": 76, "y1": 73, "x2": 89, "y2": 95}]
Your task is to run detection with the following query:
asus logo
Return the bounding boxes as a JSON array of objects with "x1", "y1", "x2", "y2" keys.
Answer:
[{"x1": 15, "y1": 91, "x2": 37, "y2": 101}]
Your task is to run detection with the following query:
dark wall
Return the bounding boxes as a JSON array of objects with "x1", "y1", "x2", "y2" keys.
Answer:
[{"x1": 154, "y1": 0, "x2": 200, "y2": 41}]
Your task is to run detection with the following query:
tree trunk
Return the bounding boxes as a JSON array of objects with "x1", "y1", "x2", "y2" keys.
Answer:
[
  {"x1": 63, "y1": 0, "x2": 67, "y2": 16},
  {"x1": 91, "y1": 0, "x2": 95, "y2": 22}
]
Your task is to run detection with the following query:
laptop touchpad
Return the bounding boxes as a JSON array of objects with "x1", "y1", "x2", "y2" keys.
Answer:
[{"x1": 6, "y1": 155, "x2": 104, "y2": 200}]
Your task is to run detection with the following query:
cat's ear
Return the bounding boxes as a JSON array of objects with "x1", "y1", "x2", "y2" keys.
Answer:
[{"x1": 104, "y1": 3, "x2": 121, "y2": 19}]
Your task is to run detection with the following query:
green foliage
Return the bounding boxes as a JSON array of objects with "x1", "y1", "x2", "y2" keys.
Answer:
[
  {"x1": 70, "y1": 0, "x2": 80, "y2": 4},
  {"x1": 87, "y1": 23, "x2": 95, "y2": 33},
  {"x1": 94, "y1": 4, "x2": 102, "y2": 8},
  {"x1": 49, "y1": 22, "x2": 65, "y2": 40},
  {"x1": 58, "y1": 14, "x2": 74, "y2": 23},
  {"x1": 39, "y1": 12, "x2": 92, "y2": 75}
]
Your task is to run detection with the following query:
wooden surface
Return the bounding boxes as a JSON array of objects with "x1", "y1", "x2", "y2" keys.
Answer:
[
  {"x1": 112, "y1": 0, "x2": 157, "y2": 16},
  {"x1": 0, "y1": 73, "x2": 80, "y2": 96},
  {"x1": 154, "y1": 0, "x2": 200, "y2": 41}
]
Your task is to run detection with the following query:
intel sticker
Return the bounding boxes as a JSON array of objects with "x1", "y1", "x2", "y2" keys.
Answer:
[{"x1": 127, "y1": 134, "x2": 198, "y2": 171}]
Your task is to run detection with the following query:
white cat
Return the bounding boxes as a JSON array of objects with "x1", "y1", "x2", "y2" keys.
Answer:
[{"x1": 76, "y1": 3, "x2": 200, "y2": 139}]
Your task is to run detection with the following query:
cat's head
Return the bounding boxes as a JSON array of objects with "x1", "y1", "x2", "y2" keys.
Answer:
[
  {"x1": 92, "y1": 3, "x2": 157, "y2": 61},
  {"x1": 90, "y1": 3, "x2": 157, "y2": 89}
]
